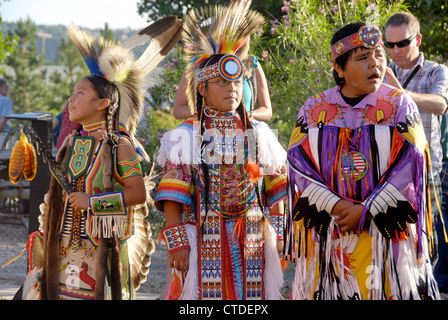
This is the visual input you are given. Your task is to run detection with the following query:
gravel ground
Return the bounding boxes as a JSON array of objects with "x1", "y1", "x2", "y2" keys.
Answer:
[
  {"x1": 0, "y1": 214, "x2": 28, "y2": 289},
  {"x1": 2, "y1": 212, "x2": 445, "y2": 300},
  {"x1": 0, "y1": 213, "x2": 170, "y2": 298},
  {"x1": 0, "y1": 213, "x2": 295, "y2": 299}
]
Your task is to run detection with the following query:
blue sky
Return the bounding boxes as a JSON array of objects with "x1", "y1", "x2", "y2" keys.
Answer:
[{"x1": 1, "y1": 0, "x2": 149, "y2": 29}]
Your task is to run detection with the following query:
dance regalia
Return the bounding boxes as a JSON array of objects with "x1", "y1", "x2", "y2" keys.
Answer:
[
  {"x1": 155, "y1": 108, "x2": 287, "y2": 300},
  {"x1": 58, "y1": 132, "x2": 140, "y2": 300},
  {"x1": 24, "y1": 130, "x2": 147, "y2": 300},
  {"x1": 14, "y1": 17, "x2": 182, "y2": 300},
  {"x1": 286, "y1": 83, "x2": 440, "y2": 300}
]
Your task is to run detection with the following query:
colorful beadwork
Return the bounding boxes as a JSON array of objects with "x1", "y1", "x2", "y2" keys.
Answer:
[
  {"x1": 269, "y1": 214, "x2": 285, "y2": 239},
  {"x1": 331, "y1": 25, "x2": 383, "y2": 61},
  {"x1": 67, "y1": 136, "x2": 95, "y2": 180},
  {"x1": 89, "y1": 191, "x2": 126, "y2": 216},
  {"x1": 117, "y1": 157, "x2": 143, "y2": 179},
  {"x1": 196, "y1": 54, "x2": 243, "y2": 83},
  {"x1": 162, "y1": 223, "x2": 190, "y2": 253},
  {"x1": 155, "y1": 111, "x2": 288, "y2": 300}
]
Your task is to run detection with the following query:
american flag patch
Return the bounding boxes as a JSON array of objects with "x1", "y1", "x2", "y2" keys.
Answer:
[{"x1": 341, "y1": 151, "x2": 368, "y2": 181}]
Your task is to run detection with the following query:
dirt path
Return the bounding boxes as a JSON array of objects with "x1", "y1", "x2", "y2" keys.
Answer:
[
  {"x1": 0, "y1": 214, "x2": 295, "y2": 299},
  {"x1": 6, "y1": 213, "x2": 443, "y2": 300}
]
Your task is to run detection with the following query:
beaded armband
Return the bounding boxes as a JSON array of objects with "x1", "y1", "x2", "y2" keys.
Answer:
[
  {"x1": 269, "y1": 214, "x2": 285, "y2": 239},
  {"x1": 118, "y1": 157, "x2": 143, "y2": 179},
  {"x1": 162, "y1": 223, "x2": 190, "y2": 253}
]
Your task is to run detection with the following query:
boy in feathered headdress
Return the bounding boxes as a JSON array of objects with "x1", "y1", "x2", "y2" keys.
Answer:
[
  {"x1": 18, "y1": 17, "x2": 182, "y2": 300},
  {"x1": 154, "y1": 2, "x2": 287, "y2": 300},
  {"x1": 286, "y1": 22, "x2": 441, "y2": 300}
]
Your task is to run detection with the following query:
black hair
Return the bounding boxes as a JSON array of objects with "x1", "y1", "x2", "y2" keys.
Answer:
[
  {"x1": 83, "y1": 74, "x2": 119, "y2": 103},
  {"x1": 331, "y1": 22, "x2": 366, "y2": 87},
  {"x1": 81, "y1": 74, "x2": 121, "y2": 188}
]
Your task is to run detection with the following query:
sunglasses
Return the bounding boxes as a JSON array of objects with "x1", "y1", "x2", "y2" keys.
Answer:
[{"x1": 384, "y1": 34, "x2": 417, "y2": 49}]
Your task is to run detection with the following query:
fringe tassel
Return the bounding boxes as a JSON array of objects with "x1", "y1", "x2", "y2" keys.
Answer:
[
  {"x1": 179, "y1": 223, "x2": 199, "y2": 300},
  {"x1": 253, "y1": 122, "x2": 286, "y2": 175},
  {"x1": 263, "y1": 222, "x2": 284, "y2": 300},
  {"x1": 89, "y1": 215, "x2": 127, "y2": 239}
]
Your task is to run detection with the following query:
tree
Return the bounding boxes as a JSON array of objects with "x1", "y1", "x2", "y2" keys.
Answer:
[
  {"x1": 0, "y1": 2, "x2": 18, "y2": 76},
  {"x1": 249, "y1": 0, "x2": 409, "y2": 146},
  {"x1": 42, "y1": 37, "x2": 90, "y2": 113},
  {"x1": 5, "y1": 18, "x2": 50, "y2": 114},
  {"x1": 100, "y1": 22, "x2": 119, "y2": 43},
  {"x1": 0, "y1": 19, "x2": 18, "y2": 76},
  {"x1": 404, "y1": 0, "x2": 448, "y2": 61},
  {"x1": 137, "y1": 0, "x2": 283, "y2": 22}
]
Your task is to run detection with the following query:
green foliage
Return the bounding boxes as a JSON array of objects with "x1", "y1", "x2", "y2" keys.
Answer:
[
  {"x1": 134, "y1": 47, "x2": 185, "y2": 165},
  {"x1": 404, "y1": 0, "x2": 448, "y2": 62},
  {"x1": 134, "y1": 46, "x2": 185, "y2": 163},
  {"x1": 3, "y1": 20, "x2": 122, "y2": 119},
  {"x1": 147, "y1": 47, "x2": 186, "y2": 110},
  {"x1": 137, "y1": 0, "x2": 283, "y2": 22},
  {"x1": 249, "y1": 0, "x2": 409, "y2": 147},
  {"x1": 4, "y1": 18, "x2": 52, "y2": 115},
  {"x1": 0, "y1": 17, "x2": 18, "y2": 76},
  {"x1": 138, "y1": 0, "x2": 412, "y2": 149}
]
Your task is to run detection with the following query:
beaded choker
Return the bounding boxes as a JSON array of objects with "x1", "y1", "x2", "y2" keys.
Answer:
[{"x1": 80, "y1": 120, "x2": 106, "y2": 136}]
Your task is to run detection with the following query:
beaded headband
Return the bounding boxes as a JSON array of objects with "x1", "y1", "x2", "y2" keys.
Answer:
[
  {"x1": 331, "y1": 25, "x2": 383, "y2": 61},
  {"x1": 196, "y1": 54, "x2": 244, "y2": 83}
]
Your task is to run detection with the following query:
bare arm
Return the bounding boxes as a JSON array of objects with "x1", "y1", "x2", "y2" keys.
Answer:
[
  {"x1": 249, "y1": 66, "x2": 273, "y2": 122},
  {"x1": 0, "y1": 116, "x2": 7, "y2": 132},
  {"x1": 405, "y1": 91, "x2": 447, "y2": 115},
  {"x1": 172, "y1": 71, "x2": 194, "y2": 119},
  {"x1": 385, "y1": 67, "x2": 447, "y2": 115}
]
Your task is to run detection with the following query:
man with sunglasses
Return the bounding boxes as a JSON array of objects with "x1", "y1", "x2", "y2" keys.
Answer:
[{"x1": 385, "y1": 12, "x2": 448, "y2": 294}]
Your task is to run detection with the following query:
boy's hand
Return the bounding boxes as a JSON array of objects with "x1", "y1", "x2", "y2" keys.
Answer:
[
  {"x1": 68, "y1": 192, "x2": 90, "y2": 211},
  {"x1": 333, "y1": 204, "x2": 364, "y2": 233},
  {"x1": 276, "y1": 239, "x2": 284, "y2": 254},
  {"x1": 169, "y1": 248, "x2": 190, "y2": 272}
]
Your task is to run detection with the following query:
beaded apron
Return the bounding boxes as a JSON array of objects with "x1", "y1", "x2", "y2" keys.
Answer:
[
  {"x1": 195, "y1": 109, "x2": 265, "y2": 300},
  {"x1": 57, "y1": 136, "x2": 134, "y2": 300}
]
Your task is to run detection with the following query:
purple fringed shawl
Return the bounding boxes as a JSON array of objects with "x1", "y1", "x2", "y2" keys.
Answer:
[{"x1": 287, "y1": 83, "x2": 431, "y2": 254}]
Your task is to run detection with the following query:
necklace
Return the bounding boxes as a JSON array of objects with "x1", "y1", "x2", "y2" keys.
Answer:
[
  {"x1": 336, "y1": 104, "x2": 370, "y2": 183},
  {"x1": 80, "y1": 120, "x2": 106, "y2": 136}
]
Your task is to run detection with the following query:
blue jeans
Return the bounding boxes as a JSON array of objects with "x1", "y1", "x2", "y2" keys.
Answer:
[{"x1": 435, "y1": 163, "x2": 448, "y2": 291}]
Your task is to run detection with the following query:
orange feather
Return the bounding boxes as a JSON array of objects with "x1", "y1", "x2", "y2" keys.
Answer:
[
  {"x1": 245, "y1": 163, "x2": 262, "y2": 182},
  {"x1": 8, "y1": 134, "x2": 26, "y2": 184},
  {"x1": 167, "y1": 271, "x2": 183, "y2": 300}
]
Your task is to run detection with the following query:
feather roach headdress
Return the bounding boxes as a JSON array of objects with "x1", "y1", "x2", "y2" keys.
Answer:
[
  {"x1": 67, "y1": 16, "x2": 183, "y2": 157},
  {"x1": 182, "y1": 0, "x2": 265, "y2": 109}
]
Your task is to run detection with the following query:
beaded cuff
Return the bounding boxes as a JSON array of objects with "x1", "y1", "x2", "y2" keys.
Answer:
[
  {"x1": 269, "y1": 214, "x2": 285, "y2": 239},
  {"x1": 88, "y1": 191, "x2": 127, "y2": 239},
  {"x1": 162, "y1": 223, "x2": 190, "y2": 253}
]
